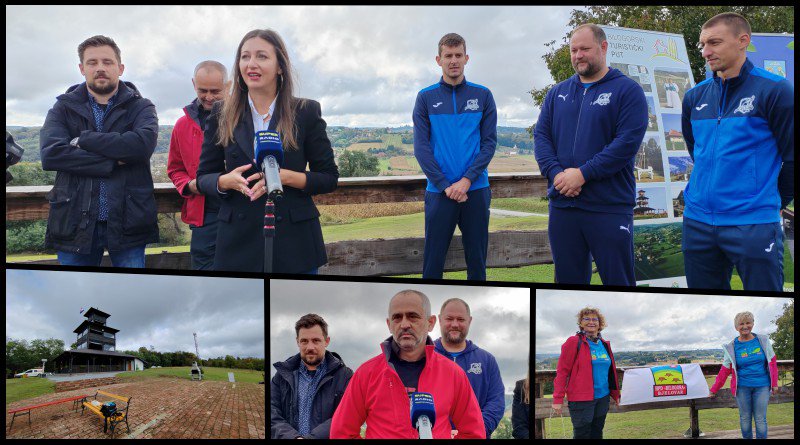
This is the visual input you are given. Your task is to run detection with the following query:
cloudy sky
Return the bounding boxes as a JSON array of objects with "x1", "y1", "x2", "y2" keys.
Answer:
[
  {"x1": 269, "y1": 279, "x2": 530, "y2": 395},
  {"x1": 536, "y1": 289, "x2": 792, "y2": 354},
  {"x1": 6, "y1": 269, "x2": 265, "y2": 359},
  {"x1": 6, "y1": 5, "x2": 576, "y2": 127}
]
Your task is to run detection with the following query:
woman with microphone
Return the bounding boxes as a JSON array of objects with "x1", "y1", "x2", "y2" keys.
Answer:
[{"x1": 196, "y1": 29, "x2": 338, "y2": 273}]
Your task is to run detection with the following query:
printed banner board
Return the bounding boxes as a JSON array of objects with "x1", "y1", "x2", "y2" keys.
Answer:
[
  {"x1": 601, "y1": 26, "x2": 696, "y2": 288},
  {"x1": 619, "y1": 363, "x2": 709, "y2": 405}
]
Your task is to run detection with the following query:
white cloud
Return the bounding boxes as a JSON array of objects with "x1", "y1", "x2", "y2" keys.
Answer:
[{"x1": 6, "y1": 5, "x2": 575, "y2": 127}]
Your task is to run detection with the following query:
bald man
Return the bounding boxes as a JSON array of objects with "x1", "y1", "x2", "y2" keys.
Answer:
[
  {"x1": 167, "y1": 61, "x2": 230, "y2": 269},
  {"x1": 330, "y1": 290, "x2": 485, "y2": 439}
]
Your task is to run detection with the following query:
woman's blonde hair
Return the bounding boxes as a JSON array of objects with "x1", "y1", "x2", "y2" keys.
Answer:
[
  {"x1": 217, "y1": 29, "x2": 300, "y2": 150},
  {"x1": 576, "y1": 306, "x2": 607, "y2": 332},
  {"x1": 734, "y1": 311, "x2": 755, "y2": 326}
]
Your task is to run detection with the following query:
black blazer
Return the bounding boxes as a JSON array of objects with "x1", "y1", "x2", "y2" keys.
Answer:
[
  {"x1": 196, "y1": 97, "x2": 338, "y2": 273},
  {"x1": 512, "y1": 379, "x2": 530, "y2": 439}
]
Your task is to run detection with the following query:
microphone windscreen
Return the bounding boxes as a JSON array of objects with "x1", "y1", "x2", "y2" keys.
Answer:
[
  {"x1": 254, "y1": 130, "x2": 283, "y2": 167},
  {"x1": 410, "y1": 392, "x2": 436, "y2": 428}
]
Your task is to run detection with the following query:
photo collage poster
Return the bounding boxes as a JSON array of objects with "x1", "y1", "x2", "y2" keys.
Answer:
[{"x1": 602, "y1": 26, "x2": 695, "y2": 287}]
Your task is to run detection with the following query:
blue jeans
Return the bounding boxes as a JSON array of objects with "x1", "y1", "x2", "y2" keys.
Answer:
[
  {"x1": 57, "y1": 221, "x2": 145, "y2": 268},
  {"x1": 568, "y1": 394, "x2": 610, "y2": 439},
  {"x1": 735, "y1": 385, "x2": 770, "y2": 439},
  {"x1": 189, "y1": 211, "x2": 219, "y2": 271}
]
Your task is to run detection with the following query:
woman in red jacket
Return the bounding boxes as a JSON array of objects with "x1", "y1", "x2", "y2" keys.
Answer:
[{"x1": 551, "y1": 307, "x2": 620, "y2": 439}]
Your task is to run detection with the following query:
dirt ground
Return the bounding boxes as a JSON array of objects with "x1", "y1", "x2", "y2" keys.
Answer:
[{"x1": 5, "y1": 376, "x2": 265, "y2": 439}]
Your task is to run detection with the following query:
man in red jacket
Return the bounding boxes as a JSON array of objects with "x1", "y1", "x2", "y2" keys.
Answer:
[
  {"x1": 167, "y1": 61, "x2": 228, "y2": 269},
  {"x1": 330, "y1": 290, "x2": 485, "y2": 439}
]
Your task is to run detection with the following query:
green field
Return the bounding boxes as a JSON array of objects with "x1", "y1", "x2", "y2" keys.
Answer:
[
  {"x1": 6, "y1": 377, "x2": 56, "y2": 405},
  {"x1": 5, "y1": 367, "x2": 263, "y2": 406},
  {"x1": 322, "y1": 211, "x2": 548, "y2": 243}
]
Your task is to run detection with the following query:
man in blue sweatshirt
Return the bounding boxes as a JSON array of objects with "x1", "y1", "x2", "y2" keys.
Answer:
[
  {"x1": 534, "y1": 24, "x2": 648, "y2": 285},
  {"x1": 413, "y1": 33, "x2": 497, "y2": 281},
  {"x1": 434, "y1": 298, "x2": 505, "y2": 438},
  {"x1": 681, "y1": 13, "x2": 793, "y2": 291}
]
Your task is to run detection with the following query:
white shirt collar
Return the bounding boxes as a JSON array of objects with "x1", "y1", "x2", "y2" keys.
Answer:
[{"x1": 247, "y1": 94, "x2": 277, "y2": 121}]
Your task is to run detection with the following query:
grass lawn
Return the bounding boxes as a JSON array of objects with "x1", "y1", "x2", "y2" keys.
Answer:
[
  {"x1": 5, "y1": 367, "x2": 263, "y2": 406},
  {"x1": 541, "y1": 376, "x2": 794, "y2": 438},
  {"x1": 116, "y1": 366, "x2": 263, "y2": 384},
  {"x1": 6, "y1": 377, "x2": 56, "y2": 405}
]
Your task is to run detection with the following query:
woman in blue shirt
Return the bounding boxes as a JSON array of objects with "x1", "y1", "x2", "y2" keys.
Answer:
[{"x1": 709, "y1": 311, "x2": 779, "y2": 439}]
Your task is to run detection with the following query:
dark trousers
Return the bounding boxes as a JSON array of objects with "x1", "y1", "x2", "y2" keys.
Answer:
[
  {"x1": 549, "y1": 207, "x2": 635, "y2": 285},
  {"x1": 568, "y1": 394, "x2": 610, "y2": 439},
  {"x1": 189, "y1": 211, "x2": 218, "y2": 271},
  {"x1": 682, "y1": 217, "x2": 784, "y2": 291},
  {"x1": 422, "y1": 187, "x2": 491, "y2": 280}
]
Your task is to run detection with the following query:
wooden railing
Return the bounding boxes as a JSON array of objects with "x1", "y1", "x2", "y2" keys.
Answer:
[
  {"x1": 534, "y1": 360, "x2": 795, "y2": 439},
  {"x1": 6, "y1": 173, "x2": 551, "y2": 274}
]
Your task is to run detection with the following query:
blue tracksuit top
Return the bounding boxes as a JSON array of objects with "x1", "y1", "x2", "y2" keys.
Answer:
[
  {"x1": 681, "y1": 58, "x2": 794, "y2": 226},
  {"x1": 413, "y1": 76, "x2": 497, "y2": 193},
  {"x1": 534, "y1": 68, "x2": 648, "y2": 214},
  {"x1": 434, "y1": 338, "x2": 505, "y2": 438}
]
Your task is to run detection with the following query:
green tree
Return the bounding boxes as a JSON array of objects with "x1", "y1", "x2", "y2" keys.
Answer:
[
  {"x1": 7, "y1": 162, "x2": 56, "y2": 186},
  {"x1": 770, "y1": 300, "x2": 793, "y2": 359},
  {"x1": 338, "y1": 149, "x2": 380, "y2": 177},
  {"x1": 224, "y1": 355, "x2": 236, "y2": 368},
  {"x1": 677, "y1": 357, "x2": 691, "y2": 364},
  {"x1": 529, "y1": 6, "x2": 794, "y2": 112}
]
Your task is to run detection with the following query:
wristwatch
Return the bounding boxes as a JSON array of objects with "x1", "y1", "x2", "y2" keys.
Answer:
[{"x1": 70, "y1": 137, "x2": 80, "y2": 148}]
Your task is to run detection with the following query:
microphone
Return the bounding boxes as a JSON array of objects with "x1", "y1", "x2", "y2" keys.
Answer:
[
  {"x1": 254, "y1": 130, "x2": 284, "y2": 198},
  {"x1": 410, "y1": 392, "x2": 436, "y2": 439}
]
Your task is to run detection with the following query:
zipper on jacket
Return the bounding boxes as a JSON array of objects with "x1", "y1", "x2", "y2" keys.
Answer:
[
  {"x1": 452, "y1": 87, "x2": 457, "y2": 114},
  {"x1": 80, "y1": 178, "x2": 93, "y2": 231},
  {"x1": 710, "y1": 79, "x2": 729, "y2": 224},
  {"x1": 568, "y1": 85, "x2": 589, "y2": 204}
]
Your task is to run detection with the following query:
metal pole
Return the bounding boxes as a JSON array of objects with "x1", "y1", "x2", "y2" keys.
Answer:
[{"x1": 264, "y1": 198, "x2": 276, "y2": 273}]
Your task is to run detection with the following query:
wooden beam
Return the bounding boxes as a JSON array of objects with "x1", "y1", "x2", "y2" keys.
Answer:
[
  {"x1": 5, "y1": 174, "x2": 548, "y2": 221},
  {"x1": 13, "y1": 230, "x2": 553, "y2": 274}
]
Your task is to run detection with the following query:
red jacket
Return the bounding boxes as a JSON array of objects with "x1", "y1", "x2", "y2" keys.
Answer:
[
  {"x1": 330, "y1": 337, "x2": 485, "y2": 439},
  {"x1": 552, "y1": 333, "x2": 620, "y2": 405},
  {"x1": 167, "y1": 100, "x2": 209, "y2": 226}
]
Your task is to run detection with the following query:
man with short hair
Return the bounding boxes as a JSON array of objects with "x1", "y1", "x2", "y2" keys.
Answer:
[
  {"x1": 167, "y1": 61, "x2": 229, "y2": 270},
  {"x1": 41, "y1": 35, "x2": 159, "y2": 267},
  {"x1": 434, "y1": 298, "x2": 505, "y2": 439},
  {"x1": 330, "y1": 290, "x2": 485, "y2": 438},
  {"x1": 681, "y1": 12, "x2": 793, "y2": 291},
  {"x1": 271, "y1": 313, "x2": 353, "y2": 439},
  {"x1": 413, "y1": 33, "x2": 497, "y2": 281},
  {"x1": 534, "y1": 23, "x2": 648, "y2": 285}
]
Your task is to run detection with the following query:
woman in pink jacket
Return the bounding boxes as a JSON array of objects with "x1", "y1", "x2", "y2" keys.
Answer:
[
  {"x1": 709, "y1": 311, "x2": 779, "y2": 439},
  {"x1": 551, "y1": 307, "x2": 620, "y2": 439}
]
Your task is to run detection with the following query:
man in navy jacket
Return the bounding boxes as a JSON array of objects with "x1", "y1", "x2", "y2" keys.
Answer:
[
  {"x1": 413, "y1": 33, "x2": 497, "y2": 281},
  {"x1": 434, "y1": 298, "x2": 505, "y2": 438},
  {"x1": 271, "y1": 314, "x2": 353, "y2": 439},
  {"x1": 681, "y1": 13, "x2": 793, "y2": 291},
  {"x1": 534, "y1": 24, "x2": 648, "y2": 285},
  {"x1": 40, "y1": 35, "x2": 159, "y2": 267}
]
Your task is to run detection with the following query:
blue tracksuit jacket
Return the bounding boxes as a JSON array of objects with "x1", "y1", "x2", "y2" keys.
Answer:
[
  {"x1": 534, "y1": 68, "x2": 648, "y2": 214},
  {"x1": 434, "y1": 338, "x2": 505, "y2": 438},
  {"x1": 413, "y1": 77, "x2": 497, "y2": 193},
  {"x1": 681, "y1": 58, "x2": 794, "y2": 226}
]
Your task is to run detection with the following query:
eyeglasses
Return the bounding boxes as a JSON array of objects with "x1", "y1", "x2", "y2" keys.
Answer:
[{"x1": 582, "y1": 317, "x2": 599, "y2": 323}]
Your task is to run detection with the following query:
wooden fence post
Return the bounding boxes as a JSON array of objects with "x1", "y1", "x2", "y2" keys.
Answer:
[
  {"x1": 534, "y1": 380, "x2": 545, "y2": 439},
  {"x1": 689, "y1": 399, "x2": 700, "y2": 437}
]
